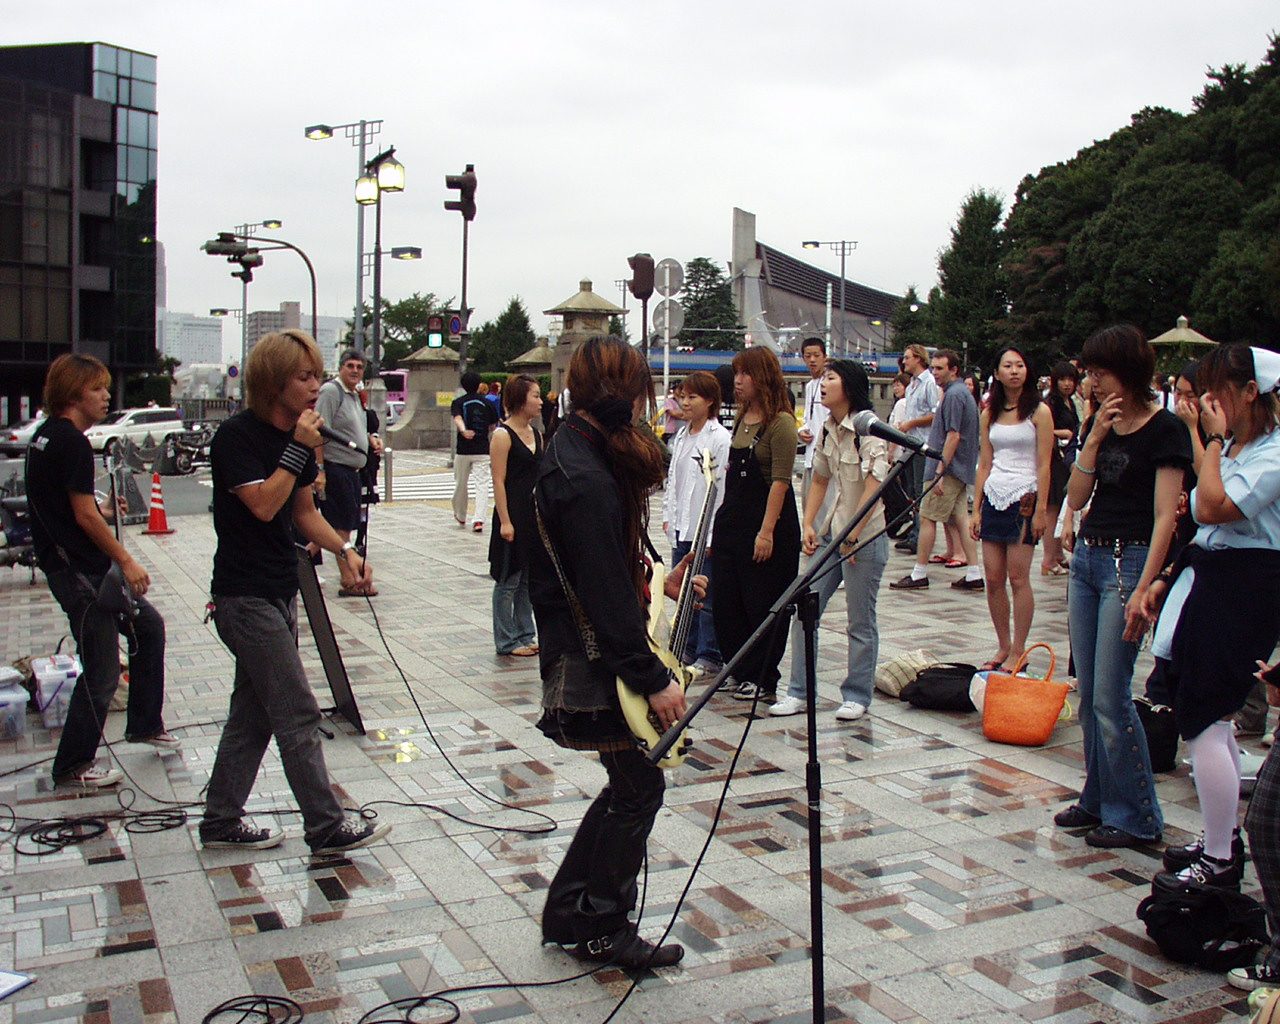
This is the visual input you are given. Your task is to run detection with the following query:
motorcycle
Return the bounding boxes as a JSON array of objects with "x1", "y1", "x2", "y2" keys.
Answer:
[
  {"x1": 163, "y1": 424, "x2": 213, "y2": 476},
  {"x1": 0, "y1": 476, "x2": 37, "y2": 583}
]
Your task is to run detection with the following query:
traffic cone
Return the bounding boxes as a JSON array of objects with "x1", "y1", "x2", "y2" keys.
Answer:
[{"x1": 142, "y1": 472, "x2": 175, "y2": 535}]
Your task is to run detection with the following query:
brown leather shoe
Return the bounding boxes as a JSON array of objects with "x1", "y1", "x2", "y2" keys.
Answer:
[
  {"x1": 951, "y1": 577, "x2": 985, "y2": 591},
  {"x1": 889, "y1": 574, "x2": 929, "y2": 590}
]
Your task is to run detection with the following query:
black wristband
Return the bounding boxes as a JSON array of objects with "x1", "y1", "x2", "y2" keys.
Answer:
[
  {"x1": 1206, "y1": 433, "x2": 1226, "y2": 449},
  {"x1": 278, "y1": 440, "x2": 311, "y2": 476}
]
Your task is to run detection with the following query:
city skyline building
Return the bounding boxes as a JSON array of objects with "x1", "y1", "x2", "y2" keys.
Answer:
[
  {"x1": 0, "y1": 41, "x2": 159, "y2": 419},
  {"x1": 157, "y1": 309, "x2": 222, "y2": 366}
]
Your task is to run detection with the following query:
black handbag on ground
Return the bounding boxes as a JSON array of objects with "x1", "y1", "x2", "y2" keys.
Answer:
[
  {"x1": 881, "y1": 473, "x2": 913, "y2": 540},
  {"x1": 901, "y1": 663, "x2": 978, "y2": 712},
  {"x1": 1133, "y1": 695, "x2": 1178, "y2": 773},
  {"x1": 1137, "y1": 884, "x2": 1268, "y2": 970}
]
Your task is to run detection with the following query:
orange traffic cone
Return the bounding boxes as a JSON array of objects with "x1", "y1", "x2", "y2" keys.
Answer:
[{"x1": 142, "y1": 472, "x2": 175, "y2": 535}]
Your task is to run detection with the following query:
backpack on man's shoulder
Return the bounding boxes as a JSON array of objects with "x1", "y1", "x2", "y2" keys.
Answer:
[{"x1": 1136, "y1": 884, "x2": 1269, "y2": 970}]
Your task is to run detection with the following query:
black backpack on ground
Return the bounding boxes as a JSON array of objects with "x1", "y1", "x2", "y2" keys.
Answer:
[
  {"x1": 1136, "y1": 884, "x2": 1269, "y2": 970},
  {"x1": 901, "y1": 663, "x2": 978, "y2": 712}
]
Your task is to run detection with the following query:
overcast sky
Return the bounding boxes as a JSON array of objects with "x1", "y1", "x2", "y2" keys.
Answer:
[{"x1": 14, "y1": 2, "x2": 1279, "y2": 361}]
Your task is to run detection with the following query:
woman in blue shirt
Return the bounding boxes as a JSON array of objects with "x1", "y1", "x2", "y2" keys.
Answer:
[{"x1": 1140, "y1": 344, "x2": 1280, "y2": 896}]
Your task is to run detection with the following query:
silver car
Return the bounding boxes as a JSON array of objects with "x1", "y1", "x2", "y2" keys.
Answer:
[{"x1": 0, "y1": 417, "x2": 46, "y2": 457}]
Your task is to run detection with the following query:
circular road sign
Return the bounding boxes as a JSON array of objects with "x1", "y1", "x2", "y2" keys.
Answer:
[
  {"x1": 449, "y1": 314, "x2": 463, "y2": 334},
  {"x1": 652, "y1": 298, "x2": 685, "y2": 337},
  {"x1": 654, "y1": 258, "x2": 683, "y2": 297},
  {"x1": 227, "y1": 364, "x2": 239, "y2": 378}
]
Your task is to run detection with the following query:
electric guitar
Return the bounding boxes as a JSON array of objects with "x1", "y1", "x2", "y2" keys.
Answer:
[
  {"x1": 617, "y1": 447, "x2": 718, "y2": 768},
  {"x1": 97, "y1": 455, "x2": 139, "y2": 617}
]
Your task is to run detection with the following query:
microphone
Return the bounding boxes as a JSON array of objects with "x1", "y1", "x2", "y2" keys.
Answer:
[
  {"x1": 317, "y1": 424, "x2": 361, "y2": 452},
  {"x1": 852, "y1": 410, "x2": 944, "y2": 461}
]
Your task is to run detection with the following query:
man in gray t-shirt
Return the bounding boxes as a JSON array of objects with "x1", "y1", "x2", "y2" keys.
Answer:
[{"x1": 891, "y1": 348, "x2": 983, "y2": 592}]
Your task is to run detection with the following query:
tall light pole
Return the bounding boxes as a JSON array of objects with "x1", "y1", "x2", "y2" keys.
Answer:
[
  {"x1": 355, "y1": 147, "x2": 405, "y2": 372},
  {"x1": 802, "y1": 239, "x2": 858, "y2": 356},
  {"x1": 305, "y1": 119, "x2": 383, "y2": 354}
]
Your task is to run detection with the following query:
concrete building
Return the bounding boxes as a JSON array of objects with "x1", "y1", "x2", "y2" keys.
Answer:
[
  {"x1": 0, "y1": 42, "x2": 159, "y2": 418},
  {"x1": 157, "y1": 309, "x2": 223, "y2": 366},
  {"x1": 245, "y1": 300, "x2": 347, "y2": 371},
  {"x1": 730, "y1": 207, "x2": 900, "y2": 356}
]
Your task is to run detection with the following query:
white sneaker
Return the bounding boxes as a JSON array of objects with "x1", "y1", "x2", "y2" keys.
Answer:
[
  {"x1": 58, "y1": 764, "x2": 123, "y2": 788},
  {"x1": 834, "y1": 701, "x2": 867, "y2": 722},
  {"x1": 769, "y1": 695, "x2": 805, "y2": 717}
]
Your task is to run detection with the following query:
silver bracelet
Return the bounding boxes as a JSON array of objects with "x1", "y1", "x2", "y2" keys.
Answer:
[{"x1": 1073, "y1": 462, "x2": 1096, "y2": 475}]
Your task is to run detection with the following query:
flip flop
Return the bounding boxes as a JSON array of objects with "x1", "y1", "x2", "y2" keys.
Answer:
[
  {"x1": 944, "y1": 559, "x2": 968, "y2": 569},
  {"x1": 980, "y1": 659, "x2": 1005, "y2": 672},
  {"x1": 928, "y1": 555, "x2": 949, "y2": 565},
  {"x1": 337, "y1": 588, "x2": 378, "y2": 598},
  {"x1": 508, "y1": 646, "x2": 538, "y2": 657}
]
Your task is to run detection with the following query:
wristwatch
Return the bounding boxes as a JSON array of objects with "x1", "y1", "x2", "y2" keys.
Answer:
[{"x1": 339, "y1": 541, "x2": 357, "y2": 557}]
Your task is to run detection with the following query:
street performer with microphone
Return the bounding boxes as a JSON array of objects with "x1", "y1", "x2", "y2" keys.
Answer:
[
  {"x1": 530, "y1": 336, "x2": 699, "y2": 969},
  {"x1": 199, "y1": 329, "x2": 391, "y2": 855}
]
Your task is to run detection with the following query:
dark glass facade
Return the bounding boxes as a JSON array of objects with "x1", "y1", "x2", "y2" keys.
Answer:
[{"x1": 0, "y1": 42, "x2": 157, "y2": 418}]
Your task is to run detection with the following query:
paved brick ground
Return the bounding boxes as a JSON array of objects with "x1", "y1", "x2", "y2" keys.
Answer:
[{"x1": 0, "y1": 478, "x2": 1260, "y2": 1024}]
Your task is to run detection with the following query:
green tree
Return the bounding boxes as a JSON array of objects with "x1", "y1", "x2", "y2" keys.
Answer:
[
  {"x1": 888, "y1": 286, "x2": 932, "y2": 351},
  {"x1": 933, "y1": 189, "x2": 1006, "y2": 371},
  {"x1": 468, "y1": 297, "x2": 537, "y2": 372},
  {"x1": 678, "y1": 257, "x2": 742, "y2": 350},
  {"x1": 608, "y1": 314, "x2": 632, "y2": 343}
]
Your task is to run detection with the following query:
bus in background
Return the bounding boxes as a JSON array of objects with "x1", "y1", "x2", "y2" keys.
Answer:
[{"x1": 379, "y1": 369, "x2": 407, "y2": 403}]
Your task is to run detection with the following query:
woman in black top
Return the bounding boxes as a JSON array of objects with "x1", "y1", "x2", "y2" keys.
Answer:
[
  {"x1": 489, "y1": 374, "x2": 543, "y2": 656},
  {"x1": 1041, "y1": 361, "x2": 1080, "y2": 576},
  {"x1": 528, "y1": 336, "x2": 688, "y2": 969},
  {"x1": 1054, "y1": 324, "x2": 1191, "y2": 849}
]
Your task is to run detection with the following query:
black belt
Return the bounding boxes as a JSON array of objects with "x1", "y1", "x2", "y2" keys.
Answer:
[{"x1": 1080, "y1": 536, "x2": 1148, "y2": 548}]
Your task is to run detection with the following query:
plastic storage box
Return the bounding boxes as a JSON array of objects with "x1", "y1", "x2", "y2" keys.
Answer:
[
  {"x1": 0, "y1": 681, "x2": 26, "y2": 739},
  {"x1": 32, "y1": 654, "x2": 80, "y2": 729}
]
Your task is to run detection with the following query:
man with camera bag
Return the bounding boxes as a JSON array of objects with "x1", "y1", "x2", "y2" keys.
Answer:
[{"x1": 25, "y1": 354, "x2": 174, "y2": 789}]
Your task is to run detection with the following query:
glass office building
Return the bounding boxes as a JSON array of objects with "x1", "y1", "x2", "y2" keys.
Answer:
[{"x1": 0, "y1": 42, "x2": 158, "y2": 419}]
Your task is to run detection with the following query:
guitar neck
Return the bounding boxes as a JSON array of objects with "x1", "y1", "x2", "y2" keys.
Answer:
[{"x1": 668, "y1": 477, "x2": 717, "y2": 658}]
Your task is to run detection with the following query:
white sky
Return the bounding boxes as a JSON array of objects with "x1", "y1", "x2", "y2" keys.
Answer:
[{"x1": 14, "y1": 2, "x2": 1279, "y2": 361}]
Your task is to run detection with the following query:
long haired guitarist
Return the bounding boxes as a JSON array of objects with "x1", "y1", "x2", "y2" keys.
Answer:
[{"x1": 530, "y1": 336, "x2": 697, "y2": 969}]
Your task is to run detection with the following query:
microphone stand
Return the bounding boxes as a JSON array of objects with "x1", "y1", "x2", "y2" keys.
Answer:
[{"x1": 649, "y1": 446, "x2": 932, "y2": 1024}]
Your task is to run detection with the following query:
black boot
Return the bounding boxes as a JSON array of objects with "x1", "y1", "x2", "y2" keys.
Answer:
[{"x1": 573, "y1": 927, "x2": 684, "y2": 969}]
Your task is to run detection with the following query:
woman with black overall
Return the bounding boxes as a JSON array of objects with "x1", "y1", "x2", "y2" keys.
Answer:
[{"x1": 713, "y1": 346, "x2": 802, "y2": 705}]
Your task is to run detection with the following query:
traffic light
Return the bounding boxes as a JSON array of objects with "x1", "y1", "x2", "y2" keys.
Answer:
[
  {"x1": 426, "y1": 314, "x2": 445, "y2": 349},
  {"x1": 201, "y1": 232, "x2": 249, "y2": 258},
  {"x1": 628, "y1": 253, "x2": 654, "y2": 301},
  {"x1": 444, "y1": 164, "x2": 477, "y2": 221},
  {"x1": 229, "y1": 250, "x2": 263, "y2": 284}
]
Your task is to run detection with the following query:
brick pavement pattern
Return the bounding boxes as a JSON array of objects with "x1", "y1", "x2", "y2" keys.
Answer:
[{"x1": 0, "y1": 486, "x2": 1256, "y2": 1024}]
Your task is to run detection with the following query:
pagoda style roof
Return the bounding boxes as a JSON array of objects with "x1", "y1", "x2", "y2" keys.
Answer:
[
  {"x1": 543, "y1": 279, "x2": 624, "y2": 316},
  {"x1": 510, "y1": 343, "x2": 554, "y2": 366},
  {"x1": 758, "y1": 243, "x2": 899, "y2": 320},
  {"x1": 1150, "y1": 315, "x2": 1215, "y2": 348}
]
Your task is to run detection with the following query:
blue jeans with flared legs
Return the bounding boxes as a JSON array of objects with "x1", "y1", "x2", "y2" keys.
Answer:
[{"x1": 1068, "y1": 542, "x2": 1163, "y2": 839}]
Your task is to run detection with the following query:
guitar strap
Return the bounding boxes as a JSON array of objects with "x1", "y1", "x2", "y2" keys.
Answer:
[{"x1": 534, "y1": 496, "x2": 601, "y2": 663}]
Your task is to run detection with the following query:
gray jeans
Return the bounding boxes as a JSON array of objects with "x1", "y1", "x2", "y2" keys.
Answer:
[{"x1": 201, "y1": 595, "x2": 345, "y2": 847}]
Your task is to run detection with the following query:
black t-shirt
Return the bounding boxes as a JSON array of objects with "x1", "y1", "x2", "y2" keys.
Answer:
[
  {"x1": 451, "y1": 392, "x2": 498, "y2": 455},
  {"x1": 210, "y1": 411, "x2": 317, "y2": 600},
  {"x1": 1081, "y1": 408, "x2": 1192, "y2": 542},
  {"x1": 25, "y1": 416, "x2": 111, "y2": 576}
]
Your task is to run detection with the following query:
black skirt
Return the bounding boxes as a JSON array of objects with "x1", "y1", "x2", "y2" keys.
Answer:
[{"x1": 1167, "y1": 546, "x2": 1280, "y2": 740}]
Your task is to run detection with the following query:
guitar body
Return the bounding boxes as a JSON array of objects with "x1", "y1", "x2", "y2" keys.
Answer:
[{"x1": 616, "y1": 447, "x2": 718, "y2": 769}]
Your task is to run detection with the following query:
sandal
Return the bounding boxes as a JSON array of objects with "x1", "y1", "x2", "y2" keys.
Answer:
[
  {"x1": 1041, "y1": 564, "x2": 1068, "y2": 577},
  {"x1": 928, "y1": 554, "x2": 949, "y2": 565},
  {"x1": 508, "y1": 646, "x2": 538, "y2": 657},
  {"x1": 338, "y1": 587, "x2": 378, "y2": 598},
  {"x1": 980, "y1": 659, "x2": 1005, "y2": 672},
  {"x1": 943, "y1": 559, "x2": 968, "y2": 569}
]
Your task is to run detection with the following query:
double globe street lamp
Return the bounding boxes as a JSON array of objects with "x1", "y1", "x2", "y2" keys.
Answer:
[{"x1": 355, "y1": 147, "x2": 406, "y2": 372}]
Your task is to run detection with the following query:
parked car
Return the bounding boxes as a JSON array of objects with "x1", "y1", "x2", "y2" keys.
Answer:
[
  {"x1": 385, "y1": 400, "x2": 405, "y2": 428},
  {"x1": 0, "y1": 417, "x2": 46, "y2": 457},
  {"x1": 84, "y1": 407, "x2": 185, "y2": 454}
]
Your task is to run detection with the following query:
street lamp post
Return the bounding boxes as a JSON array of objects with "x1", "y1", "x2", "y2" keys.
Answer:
[
  {"x1": 355, "y1": 147, "x2": 405, "y2": 372},
  {"x1": 305, "y1": 119, "x2": 383, "y2": 355},
  {"x1": 802, "y1": 239, "x2": 858, "y2": 356}
]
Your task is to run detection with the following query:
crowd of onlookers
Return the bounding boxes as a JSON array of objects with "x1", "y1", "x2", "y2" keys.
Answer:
[{"x1": 455, "y1": 328, "x2": 1280, "y2": 991}]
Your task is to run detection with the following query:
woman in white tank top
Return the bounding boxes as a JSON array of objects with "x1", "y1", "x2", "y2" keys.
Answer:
[{"x1": 970, "y1": 347, "x2": 1055, "y2": 670}]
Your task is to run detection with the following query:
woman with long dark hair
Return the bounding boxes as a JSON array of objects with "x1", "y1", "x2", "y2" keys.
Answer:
[
  {"x1": 1041, "y1": 361, "x2": 1081, "y2": 576},
  {"x1": 1140, "y1": 345, "x2": 1280, "y2": 900},
  {"x1": 714, "y1": 346, "x2": 802, "y2": 705},
  {"x1": 1053, "y1": 325, "x2": 1191, "y2": 849},
  {"x1": 970, "y1": 347, "x2": 1054, "y2": 671},
  {"x1": 488, "y1": 374, "x2": 542, "y2": 657},
  {"x1": 529, "y1": 336, "x2": 688, "y2": 969}
]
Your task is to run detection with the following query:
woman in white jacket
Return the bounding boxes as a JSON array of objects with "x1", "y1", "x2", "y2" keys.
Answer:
[{"x1": 662, "y1": 371, "x2": 731, "y2": 673}]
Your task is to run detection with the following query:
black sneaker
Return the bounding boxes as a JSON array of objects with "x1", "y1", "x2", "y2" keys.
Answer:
[
  {"x1": 732, "y1": 680, "x2": 763, "y2": 701},
  {"x1": 201, "y1": 821, "x2": 283, "y2": 850},
  {"x1": 1154, "y1": 853, "x2": 1242, "y2": 891},
  {"x1": 1228, "y1": 963, "x2": 1280, "y2": 991},
  {"x1": 573, "y1": 928, "x2": 684, "y2": 969},
  {"x1": 310, "y1": 818, "x2": 392, "y2": 856},
  {"x1": 1162, "y1": 828, "x2": 1245, "y2": 872},
  {"x1": 1053, "y1": 804, "x2": 1101, "y2": 829}
]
